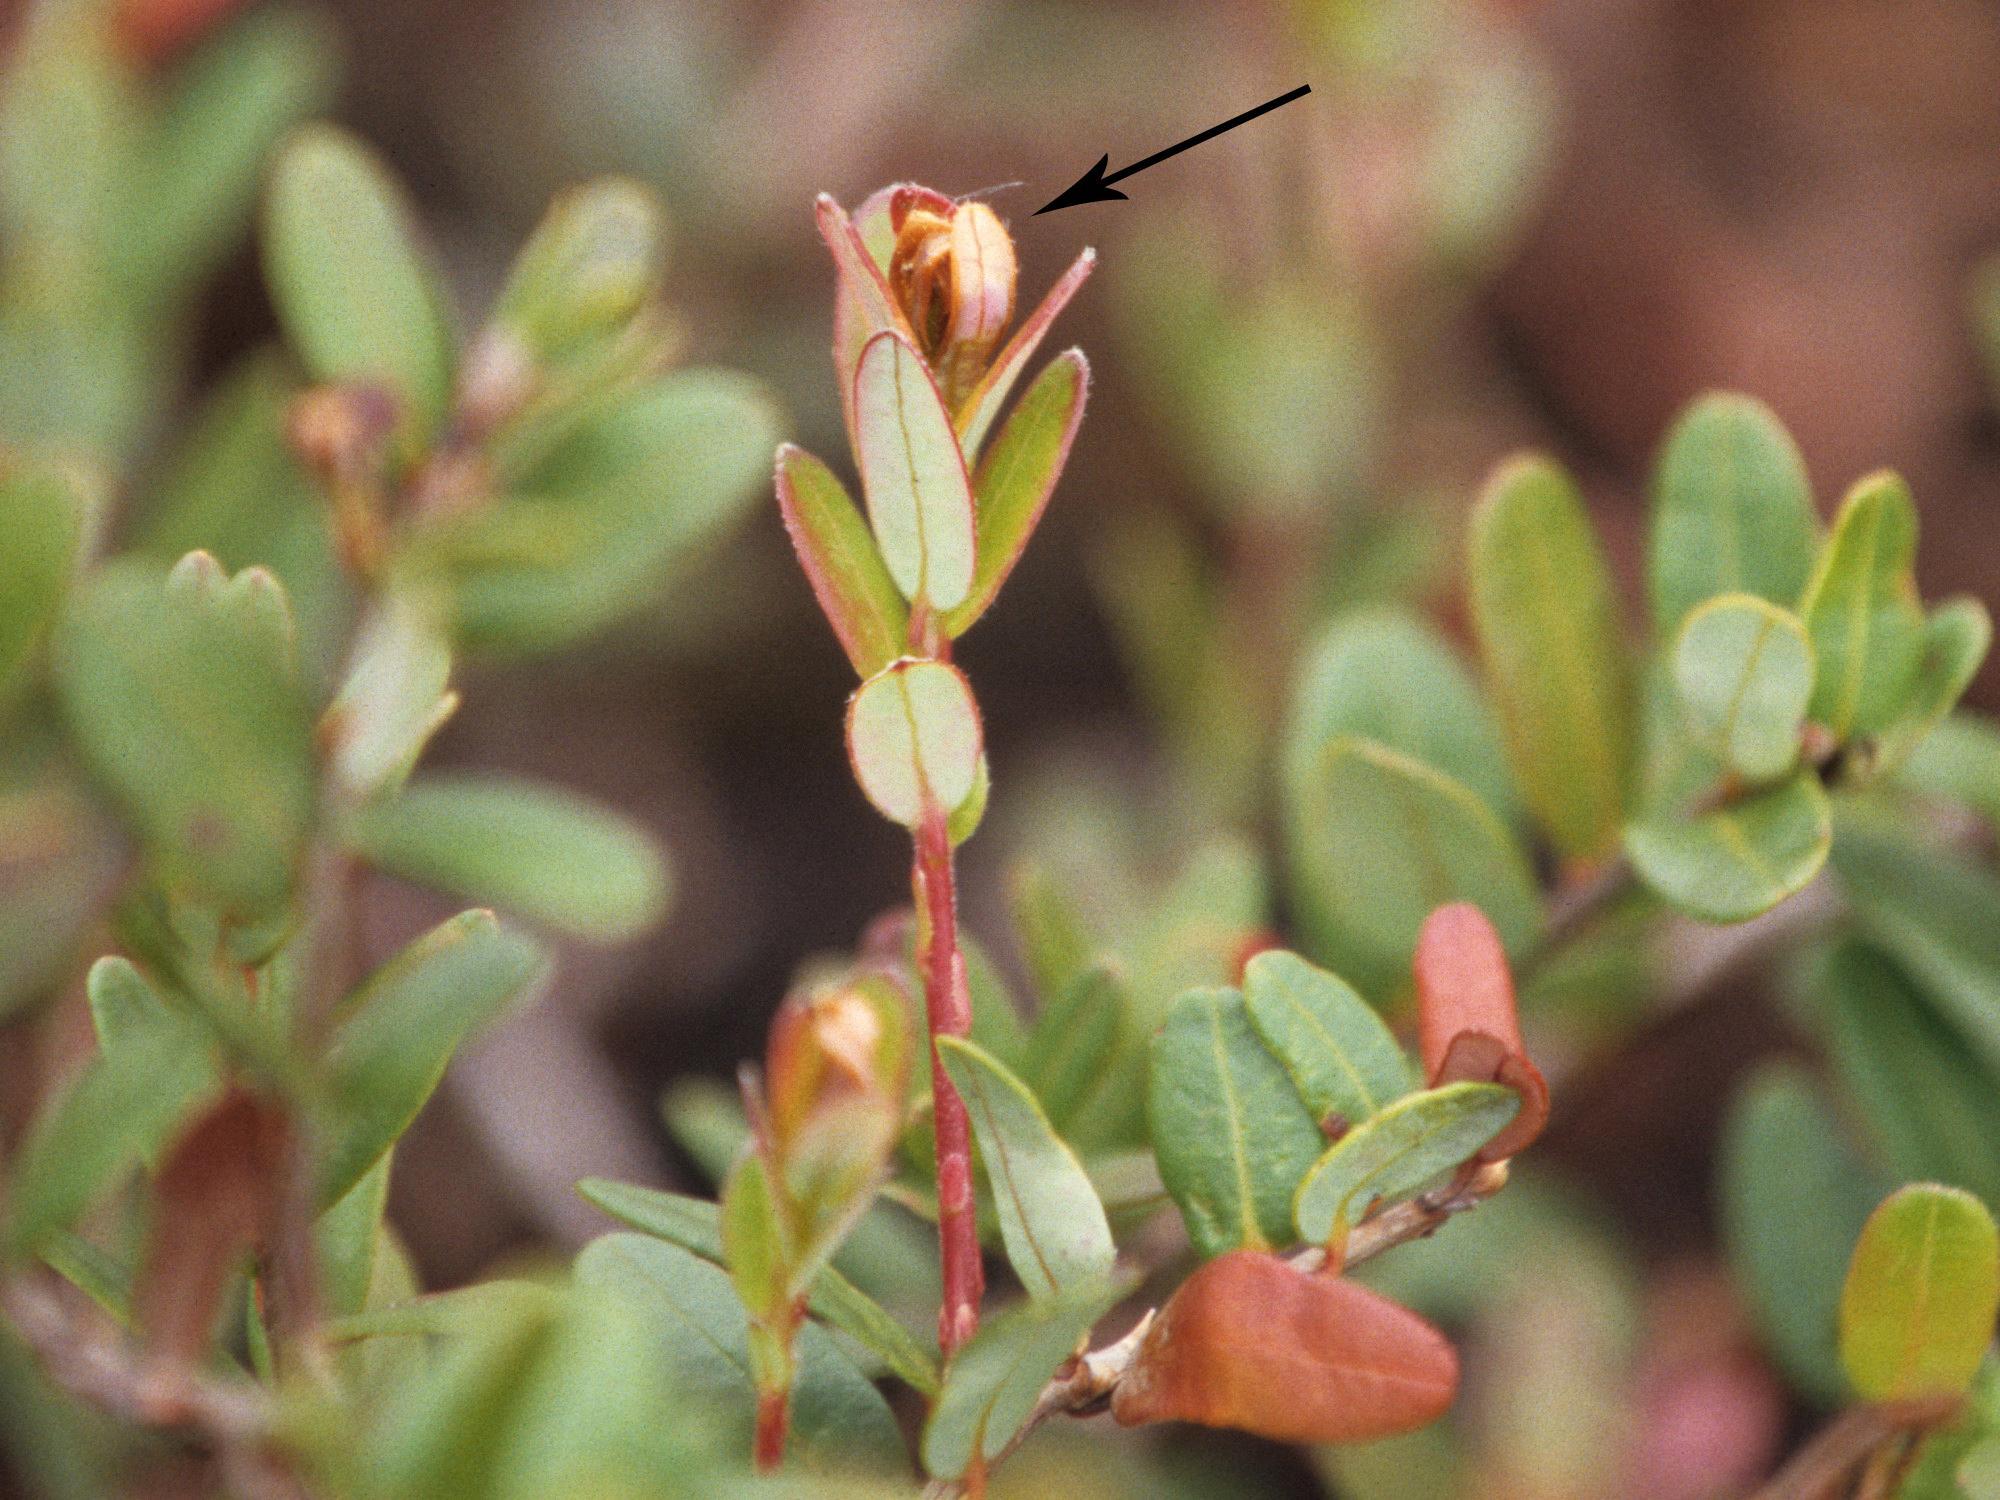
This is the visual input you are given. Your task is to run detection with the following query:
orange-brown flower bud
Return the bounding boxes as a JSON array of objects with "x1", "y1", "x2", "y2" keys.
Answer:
[{"x1": 885, "y1": 191, "x2": 1018, "y2": 407}]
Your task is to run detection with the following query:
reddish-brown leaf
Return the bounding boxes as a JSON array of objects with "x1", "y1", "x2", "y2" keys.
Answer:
[
  {"x1": 134, "y1": 1088, "x2": 292, "y2": 1390},
  {"x1": 1412, "y1": 902, "x2": 1548, "y2": 1162},
  {"x1": 112, "y1": 0, "x2": 254, "y2": 66},
  {"x1": 1111, "y1": 1251, "x2": 1459, "y2": 1444}
]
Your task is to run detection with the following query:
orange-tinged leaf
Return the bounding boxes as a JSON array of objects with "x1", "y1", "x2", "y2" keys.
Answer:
[
  {"x1": 1111, "y1": 1252, "x2": 1458, "y2": 1443},
  {"x1": 1412, "y1": 903, "x2": 1547, "y2": 1162}
]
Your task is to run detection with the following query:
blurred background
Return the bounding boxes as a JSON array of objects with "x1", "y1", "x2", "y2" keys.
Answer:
[{"x1": 6, "y1": 0, "x2": 2000, "y2": 1494}]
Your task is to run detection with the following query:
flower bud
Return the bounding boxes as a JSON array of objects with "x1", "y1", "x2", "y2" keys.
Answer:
[{"x1": 885, "y1": 191, "x2": 1019, "y2": 407}]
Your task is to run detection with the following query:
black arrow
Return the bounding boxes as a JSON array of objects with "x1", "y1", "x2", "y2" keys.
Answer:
[{"x1": 1034, "y1": 83, "x2": 1313, "y2": 215}]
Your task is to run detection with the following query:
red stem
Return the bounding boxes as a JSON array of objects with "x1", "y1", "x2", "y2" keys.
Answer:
[
  {"x1": 752, "y1": 1388, "x2": 788, "y2": 1471},
  {"x1": 914, "y1": 812, "x2": 983, "y2": 1357}
]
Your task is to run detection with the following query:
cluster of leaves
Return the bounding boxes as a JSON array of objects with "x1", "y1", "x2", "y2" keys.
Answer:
[{"x1": 0, "y1": 8, "x2": 781, "y2": 1487}]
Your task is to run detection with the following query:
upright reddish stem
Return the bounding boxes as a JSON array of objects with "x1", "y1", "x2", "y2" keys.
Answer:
[
  {"x1": 752, "y1": 1390, "x2": 788, "y2": 1471},
  {"x1": 914, "y1": 811, "x2": 983, "y2": 1356}
]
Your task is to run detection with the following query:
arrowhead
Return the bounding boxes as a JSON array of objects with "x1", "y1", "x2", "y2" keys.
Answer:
[{"x1": 1034, "y1": 154, "x2": 1128, "y2": 215}]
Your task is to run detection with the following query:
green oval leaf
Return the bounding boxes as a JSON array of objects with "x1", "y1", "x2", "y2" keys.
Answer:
[
  {"x1": 4, "y1": 959, "x2": 216, "y2": 1260},
  {"x1": 1719, "y1": 1064, "x2": 1890, "y2": 1406},
  {"x1": 1284, "y1": 607, "x2": 1518, "y2": 830},
  {"x1": 325, "y1": 596, "x2": 456, "y2": 799},
  {"x1": 347, "y1": 773, "x2": 669, "y2": 944},
  {"x1": 55, "y1": 556, "x2": 314, "y2": 917},
  {"x1": 1289, "y1": 736, "x2": 1542, "y2": 999},
  {"x1": 852, "y1": 330, "x2": 976, "y2": 610},
  {"x1": 0, "y1": 458, "x2": 85, "y2": 710},
  {"x1": 1623, "y1": 770, "x2": 1831, "y2": 923},
  {"x1": 1648, "y1": 392, "x2": 1818, "y2": 639},
  {"x1": 575, "y1": 1177, "x2": 940, "y2": 1397},
  {"x1": 491, "y1": 177, "x2": 663, "y2": 365},
  {"x1": 263, "y1": 125, "x2": 454, "y2": 444},
  {"x1": 1469, "y1": 454, "x2": 1634, "y2": 859},
  {"x1": 1672, "y1": 593, "x2": 1814, "y2": 783},
  {"x1": 1871, "y1": 598, "x2": 1993, "y2": 778},
  {"x1": 920, "y1": 1278, "x2": 1125, "y2": 1481},
  {"x1": 943, "y1": 349, "x2": 1088, "y2": 637},
  {"x1": 1148, "y1": 987, "x2": 1324, "y2": 1258},
  {"x1": 938, "y1": 1036, "x2": 1115, "y2": 1302},
  {"x1": 1840, "y1": 1184, "x2": 2000, "y2": 1402},
  {"x1": 574, "y1": 1234, "x2": 906, "y2": 1476},
  {"x1": 844, "y1": 658, "x2": 983, "y2": 829},
  {"x1": 1241, "y1": 949, "x2": 1414, "y2": 1131},
  {"x1": 775, "y1": 443, "x2": 908, "y2": 678},
  {"x1": 1292, "y1": 1081, "x2": 1519, "y2": 1245},
  {"x1": 956, "y1": 249, "x2": 1096, "y2": 458},
  {"x1": 320, "y1": 911, "x2": 546, "y2": 1207},
  {"x1": 1798, "y1": 470, "x2": 1926, "y2": 741}
]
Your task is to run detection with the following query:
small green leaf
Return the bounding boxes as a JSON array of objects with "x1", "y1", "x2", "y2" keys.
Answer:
[
  {"x1": 434, "y1": 370, "x2": 781, "y2": 654},
  {"x1": 938, "y1": 1036, "x2": 1115, "y2": 1301},
  {"x1": 320, "y1": 911, "x2": 545, "y2": 1207},
  {"x1": 1816, "y1": 937, "x2": 2000, "y2": 1210},
  {"x1": 816, "y1": 193, "x2": 916, "y2": 446},
  {"x1": 1019, "y1": 965, "x2": 1125, "y2": 1132},
  {"x1": 348, "y1": 773, "x2": 668, "y2": 944},
  {"x1": 1871, "y1": 599, "x2": 1992, "y2": 777},
  {"x1": 1830, "y1": 817, "x2": 2000, "y2": 1081},
  {"x1": 575, "y1": 1178, "x2": 940, "y2": 1396},
  {"x1": 325, "y1": 596, "x2": 456, "y2": 798},
  {"x1": 5, "y1": 960, "x2": 215, "y2": 1258},
  {"x1": 942, "y1": 349, "x2": 1088, "y2": 636},
  {"x1": 920, "y1": 1278, "x2": 1125, "y2": 1481},
  {"x1": 1648, "y1": 392, "x2": 1818, "y2": 639},
  {"x1": 845, "y1": 658, "x2": 983, "y2": 828},
  {"x1": 1289, "y1": 736, "x2": 1542, "y2": 998},
  {"x1": 1469, "y1": 454, "x2": 1634, "y2": 859},
  {"x1": 1840, "y1": 1184, "x2": 2000, "y2": 1402},
  {"x1": 1719, "y1": 1064, "x2": 1890, "y2": 1405},
  {"x1": 263, "y1": 125, "x2": 454, "y2": 444},
  {"x1": 1148, "y1": 987, "x2": 1325, "y2": 1257},
  {"x1": 318, "y1": 1154, "x2": 393, "y2": 1319},
  {"x1": 0, "y1": 459, "x2": 85, "y2": 710},
  {"x1": 576, "y1": 1234, "x2": 905, "y2": 1475},
  {"x1": 1899, "y1": 712, "x2": 2000, "y2": 836},
  {"x1": 1672, "y1": 594, "x2": 1814, "y2": 783},
  {"x1": 1292, "y1": 1081, "x2": 1519, "y2": 1245},
  {"x1": 775, "y1": 444, "x2": 908, "y2": 678},
  {"x1": 1798, "y1": 471, "x2": 1926, "y2": 741},
  {"x1": 1623, "y1": 771, "x2": 1831, "y2": 923},
  {"x1": 721, "y1": 1153, "x2": 791, "y2": 1321},
  {"x1": 1241, "y1": 950, "x2": 1414, "y2": 1130},
  {"x1": 1284, "y1": 607, "x2": 1518, "y2": 830},
  {"x1": 55, "y1": 556, "x2": 314, "y2": 918},
  {"x1": 490, "y1": 178, "x2": 663, "y2": 365},
  {"x1": 852, "y1": 330, "x2": 977, "y2": 610}
]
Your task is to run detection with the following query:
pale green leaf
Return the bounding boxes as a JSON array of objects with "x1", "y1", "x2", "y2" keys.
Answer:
[
  {"x1": 320, "y1": 911, "x2": 545, "y2": 1206},
  {"x1": 263, "y1": 125, "x2": 454, "y2": 444},
  {"x1": 938, "y1": 1036, "x2": 1115, "y2": 1301},
  {"x1": 1293, "y1": 1081, "x2": 1519, "y2": 1244},
  {"x1": 920, "y1": 1279, "x2": 1125, "y2": 1481},
  {"x1": 325, "y1": 596, "x2": 455, "y2": 798},
  {"x1": 575, "y1": 1178, "x2": 940, "y2": 1397},
  {"x1": 775, "y1": 444, "x2": 908, "y2": 678},
  {"x1": 348, "y1": 773, "x2": 668, "y2": 944},
  {"x1": 0, "y1": 459, "x2": 85, "y2": 710},
  {"x1": 1719, "y1": 1064, "x2": 1889, "y2": 1405},
  {"x1": 491, "y1": 178, "x2": 663, "y2": 364},
  {"x1": 943, "y1": 349, "x2": 1088, "y2": 636},
  {"x1": 1623, "y1": 771, "x2": 1830, "y2": 923},
  {"x1": 1672, "y1": 594, "x2": 1814, "y2": 783},
  {"x1": 852, "y1": 330, "x2": 975, "y2": 609},
  {"x1": 1798, "y1": 471, "x2": 1926, "y2": 740},
  {"x1": 845, "y1": 658, "x2": 983, "y2": 828},
  {"x1": 1469, "y1": 454, "x2": 1634, "y2": 858},
  {"x1": 1241, "y1": 949, "x2": 1413, "y2": 1130},
  {"x1": 1289, "y1": 735, "x2": 1542, "y2": 998},
  {"x1": 1648, "y1": 392, "x2": 1818, "y2": 638},
  {"x1": 1871, "y1": 599, "x2": 1992, "y2": 778}
]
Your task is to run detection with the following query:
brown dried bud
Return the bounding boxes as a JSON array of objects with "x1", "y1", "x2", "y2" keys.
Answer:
[{"x1": 885, "y1": 190, "x2": 1018, "y2": 407}]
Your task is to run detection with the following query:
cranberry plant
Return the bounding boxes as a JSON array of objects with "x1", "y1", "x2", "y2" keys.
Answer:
[{"x1": 1, "y1": 9, "x2": 1999, "y2": 1494}]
